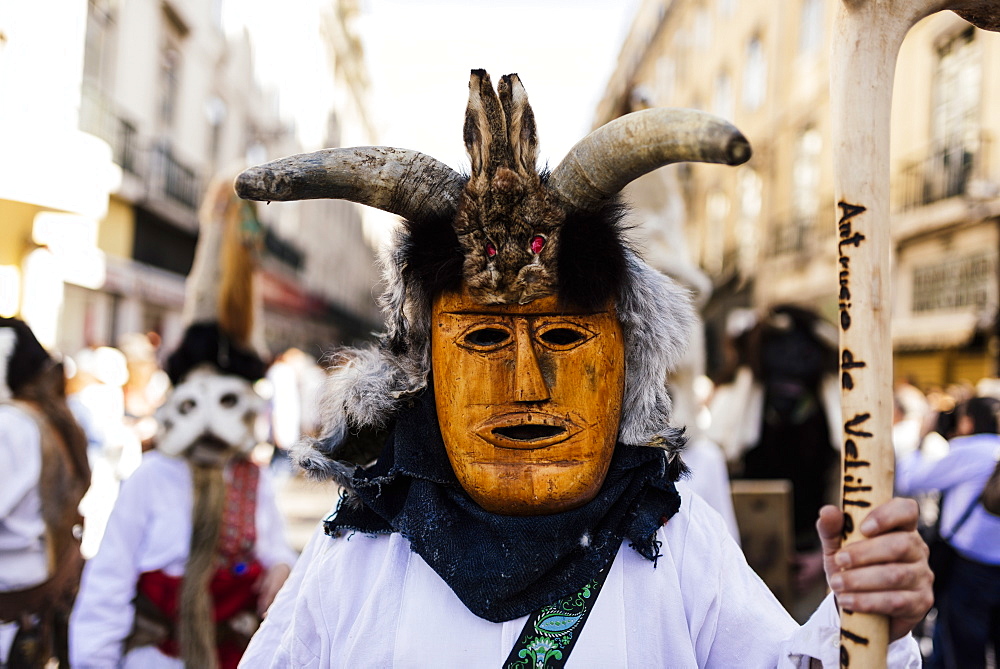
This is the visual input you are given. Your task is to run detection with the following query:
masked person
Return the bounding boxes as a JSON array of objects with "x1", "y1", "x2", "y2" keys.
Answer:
[
  {"x1": 69, "y1": 177, "x2": 297, "y2": 669},
  {"x1": 0, "y1": 318, "x2": 90, "y2": 668},
  {"x1": 236, "y1": 71, "x2": 930, "y2": 667}
]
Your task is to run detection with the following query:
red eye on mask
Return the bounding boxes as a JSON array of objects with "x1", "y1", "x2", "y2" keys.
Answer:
[
  {"x1": 486, "y1": 242, "x2": 497, "y2": 257},
  {"x1": 530, "y1": 235, "x2": 545, "y2": 254}
]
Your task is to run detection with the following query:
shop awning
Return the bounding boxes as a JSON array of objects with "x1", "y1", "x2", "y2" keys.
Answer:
[{"x1": 892, "y1": 310, "x2": 989, "y2": 351}]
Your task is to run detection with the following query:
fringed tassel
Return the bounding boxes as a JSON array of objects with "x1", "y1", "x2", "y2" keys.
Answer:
[
  {"x1": 218, "y1": 196, "x2": 257, "y2": 348},
  {"x1": 184, "y1": 173, "x2": 260, "y2": 348},
  {"x1": 180, "y1": 464, "x2": 226, "y2": 669}
]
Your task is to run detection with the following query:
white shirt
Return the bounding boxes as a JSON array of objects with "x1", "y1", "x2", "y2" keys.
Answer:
[
  {"x1": 240, "y1": 491, "x2": 919, "y2": 668},
  {"x1": 0, "y1": 404, "x2": 48, "y2": 590},
  {"x1": 1, "y1": 404, "x2": 50, "y2": 665},
  {"x1": 70, "y1": 451, "x2": 298, "y2": 669},
  {"x1": 681, "y1": 440, "x2": 740, "y2": 543},
  {"x1": 896, "y1": 433, "x2": 1000, "y2": 565}
]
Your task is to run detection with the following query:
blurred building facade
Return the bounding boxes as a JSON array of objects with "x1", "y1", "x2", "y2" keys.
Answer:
[
  {"x1": 258, "y1": 0, "x2": 384, "y2": 356},
  {"x1": 0, "y1": 0, "x2": 381, "y2": 361},
  {"x1": 597, "y1": 0, "x2": 1000, "y2": 389}
]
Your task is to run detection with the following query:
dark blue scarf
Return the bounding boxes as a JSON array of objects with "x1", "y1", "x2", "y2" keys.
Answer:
[{"x1": 325, "y1": 392, "x2": 683, "y2": 622}]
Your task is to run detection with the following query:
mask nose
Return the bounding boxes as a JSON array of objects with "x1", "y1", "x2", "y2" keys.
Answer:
[{"x1": 513, "y1": 319, "x2": 549, "y2": 403}]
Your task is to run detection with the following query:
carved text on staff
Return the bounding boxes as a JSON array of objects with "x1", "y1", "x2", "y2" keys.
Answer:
[
  {"x1": 841, "y1": 349, "x2": 866, "y2": 390},
  {"x1": 837, "y1": 201, "x2": 867, "y2": 331},
  {"x1": 842, "y1": 412, "x2": 873, "y2": 509}
]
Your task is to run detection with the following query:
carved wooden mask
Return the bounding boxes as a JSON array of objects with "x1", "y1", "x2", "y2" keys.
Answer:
[{"x1": 431, "y1": 289, "x2": 625, "y2": 515}]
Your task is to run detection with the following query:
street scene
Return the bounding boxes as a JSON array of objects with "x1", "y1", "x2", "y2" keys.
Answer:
[{"x1": 2, "y1": 0, "x2": 999, "y2": 667}]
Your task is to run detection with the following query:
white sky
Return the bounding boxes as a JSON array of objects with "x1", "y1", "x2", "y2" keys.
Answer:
[
  {"x1": 223, "y1": 0, "x2": 335, "y2": 150},
  {"x1": 227, "y1": 0, "x2": 641, "y2": 167},
  {"x1": 355, "y1": 0, "x2": 642, "y2": 170}
]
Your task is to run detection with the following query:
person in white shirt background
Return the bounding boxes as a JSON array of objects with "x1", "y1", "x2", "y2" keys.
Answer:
[{"x1": 1, "y1": 317, "x2": 90, "y2": 668}]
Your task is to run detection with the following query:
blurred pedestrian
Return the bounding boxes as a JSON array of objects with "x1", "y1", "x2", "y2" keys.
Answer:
[
  {"x1": 65, "y1": 345, "x2": 132, "y2": 469},
  {"x1": 263, "y1": 349, "x2": 298, "y2": 480},
  {"x1": 893, "y1": 378, "x2": 929, "y2": 459},
  {"x1": 0, "y1": 317, "x2": 90, "y2": 668},
  {"x1": 669, "y1": 359, "x2": 739, "y2": 543},
  {"x1": 896, "y1": 395, "x2": 1000, "y2": 668},
  {"x1": 265, "y1": 347, "x2": 326, "y2": 481},
  {"x1": 119, "y1": 331, "x2": 170, "y2": 451},
  {"x1": 67, "y1": 345, "x2": 142, "y2": 558},
  {"x1": 70, "y1": 169, "x2": 296, "y2": 669},
  {"x1": 706, "y1": 305, "x2": 841, "y2": 605}
]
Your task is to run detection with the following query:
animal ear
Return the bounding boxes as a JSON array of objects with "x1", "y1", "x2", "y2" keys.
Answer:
[
  {"x1": 498, "y1": 73, "x2": 538, "y2": 177},
  {"x1": 463, "y1": 70, "x2": 510, "y2": 178}
]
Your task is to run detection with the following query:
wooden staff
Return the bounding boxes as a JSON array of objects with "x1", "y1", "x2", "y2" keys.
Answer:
[{"x1": 831, "y1": 1, "x2": 998, "y2": 666}]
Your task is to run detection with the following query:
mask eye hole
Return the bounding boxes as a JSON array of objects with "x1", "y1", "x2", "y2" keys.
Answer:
[
  {"x1": 536, "y1": 324, "x2": 594, "y2": 350},
  {"x1": 460, "y1": 326, "x2": 512, "y2": 351},
  {"x1": 220, "y1": 392, "x2": 239, "y2": 408},
  {"x1": 178, "y1": 398, "x2": 197, "y2": 415}
]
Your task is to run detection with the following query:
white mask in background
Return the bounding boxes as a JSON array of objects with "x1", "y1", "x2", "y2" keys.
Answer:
[{"x1": 156, "y1": 368, "x2": 262, "y2": 467}]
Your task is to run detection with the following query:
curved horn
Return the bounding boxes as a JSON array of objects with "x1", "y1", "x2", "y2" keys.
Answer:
[
  {"x1": 235, "y1": 147, "x2": 466, "y2": 222},
  {"x1": 548, "y1": 108, "x2": 751, "y2": 211}
]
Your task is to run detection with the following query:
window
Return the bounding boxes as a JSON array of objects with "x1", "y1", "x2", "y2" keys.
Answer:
[
  {"x1": 206, "y1": 96, "x2": 227, "y2": 166},
  {"x1": 736, "y1": 168, "x2": 762, "y2": 276},
  {"x1": 159, "y1": 43, "x2": 181, "y2": 126},
  {"x1": 158, "y1": 6, "x2": 187, "y2": 127},
  {"x1": 656, "y1": 56, "x2": 676, "y2": 104},
  {"x1": 798, "y1": 0, "x2": 823, "y2": 55},
  {"x1": 792, "y1": 127, "x2": 823, "y2": 238},
  {"x1": 704, "y1": 191, "x2": 730, "y2": 274},
  {"x1": 83, "y1": 0, "x2": 117, "y2": 87},
  {"x1": 80, "y1": 0, "x2": 126, "y2": 164},
  {"x1": 743, "y1": 36, "x2": 766, "y2": 110},
  {"x1": 713, "y1": 70, "x2": 733, "y2": 121},
  {"x1": 933, "y1": 28, "x2": 980, "y2": 145},
  {"x1": 929, "y1": 28, "x2": 981, "y2": 199},
  {"x1": 693, "y1": 6, "x2": 713, "y2": 50},
  {"x1": 211, "y1": 0, "x2": 224, "y2": 28}
]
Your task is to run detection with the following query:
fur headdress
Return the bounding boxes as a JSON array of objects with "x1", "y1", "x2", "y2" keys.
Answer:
[{"x1": 236, "y1": 70, "x2": 751, "y2": 488}]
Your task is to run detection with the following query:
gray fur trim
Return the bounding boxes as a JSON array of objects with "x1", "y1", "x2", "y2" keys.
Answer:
[
  {"x1": 616, "y1": 250, "x2": 694, "y2": 452},
  {"x1": 324, "y1": 346, "x2": 419, "y2": 431},
  {"x1": 376, "y1": 230, "x2": 412, "y2": 353},
  {"x1": 375, "y1": 227, "x2": 433, "y2": 380},
  {"x1": 295, "y1": 344, "x2": 423, "y2": 484},
  {"x1": 291, "y1": 437, "x2": 359, "y2": 488}
]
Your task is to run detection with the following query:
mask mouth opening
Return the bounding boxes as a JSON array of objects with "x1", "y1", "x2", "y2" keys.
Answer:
[
  {"x1": 475, "y1": 411, "x2": 582, "y2": 450},
  {"x1": 493, "y1": 424, "x2": 566, "y2": 441},
  {"x1": 188, "y1": 433, "x2": 237, "y2": 467}
]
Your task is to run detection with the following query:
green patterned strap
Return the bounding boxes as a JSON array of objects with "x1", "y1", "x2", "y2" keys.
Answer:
[{"x1": 502, "y1": 565, "x2": 612, "y2": 669}]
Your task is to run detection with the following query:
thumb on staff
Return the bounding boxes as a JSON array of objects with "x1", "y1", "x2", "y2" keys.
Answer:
[{"x1": 816, "y1": 500, "x2": 933, "y2": 643}]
